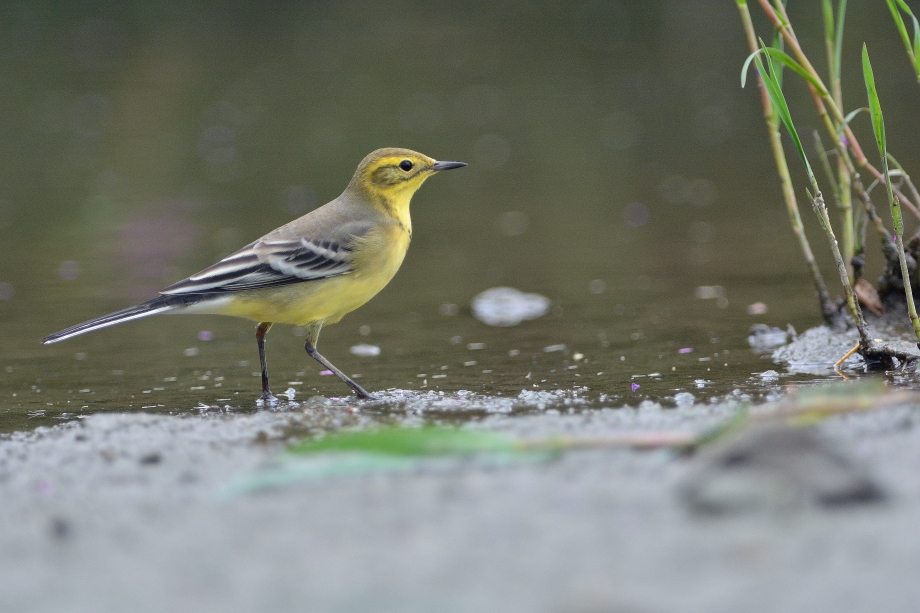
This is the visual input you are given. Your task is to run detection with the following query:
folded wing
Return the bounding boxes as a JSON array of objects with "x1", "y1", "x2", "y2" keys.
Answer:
[{"x1": 162, "y1": 234, "x2": 359, "y2": 295}]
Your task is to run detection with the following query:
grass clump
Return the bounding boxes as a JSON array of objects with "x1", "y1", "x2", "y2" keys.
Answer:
[{"x1": 735, "y1": 0, "x2": 920, "y2": 367}]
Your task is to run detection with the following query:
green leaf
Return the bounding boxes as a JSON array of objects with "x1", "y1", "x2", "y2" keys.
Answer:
[
  {"x1": 862, "y1": 46, "x2": 887, "y2": 164},
  {"x1": 913, "y1": 13, "x2": 920, "y2": 77},
  {"x1": 764, "y1": 48, "x2": 828, "y2": 96},
  {"x1": 863, "y1": 44, "x2": 900, "y2": 233},
  {"x1": 903, "y1": 4, "x2": 920, "y2": 69},
  {"x1": 895, "y1": 0, "x2": 919, "y2": 23},
  {"x1": 887, "y1": 0, "x2": 913, "y2": 56},
  {"x1": 755, "y1": 43, "x2": 815, "y2": 185},
  {"x1": 216, "y1": 426, "x2": 555, "y2": 496},
  {"x1": 771, "y1": 30, "x2": 785, "y2": 89},
  {"x1": 740, "y1": 47, "x2": 825, "y2": 95},
  {"x1": 887, "y1": 152, "x2": 909, "y2": 175},
  {"x1": 887, "y1": 0, "x2": 920, "y2": 79},
  {"x1": 813, "y1": 130, "x2": 841, "y2": 205},
  {"x1": 741, "y1": 49, "x2": 761, "y2": 89},
  {"x1": 837, "y1": 107, "x2": 868, "y2": 141},
  {"x1": 288, "y1": 426, "x2": 520, "y2": 457}
]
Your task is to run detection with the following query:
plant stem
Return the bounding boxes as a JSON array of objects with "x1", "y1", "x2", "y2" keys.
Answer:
[
  {"x1": 852, "y1": 175, "x2": 898, "y2": 264},
  {"x1": 759, "y1": 0, "x2": 920, "y2": 219},
  {"x1": 735, "y1": 0, "x2": 839, "y2": 325},
  {"x1": 864, "y1": 42, "x2": 920, "y2": 347},
  {"x1": 813, "y1": 130, "x2": 854, "y2": 273},
  {"x1": 793, "y1": 39, "x2": 902, "y2": 274},
  {"x1": 822, "y1": 1, "x2": 854, "y2": 268},
  {"x1": 888, "y1": 153, "x2": 920, "y2": 213},
  {"x1": 810, "y1": 189, "x2": 871, "y2": 347}
]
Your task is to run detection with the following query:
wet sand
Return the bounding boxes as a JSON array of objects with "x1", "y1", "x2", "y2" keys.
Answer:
[{"x1": 2, "y1": 383, "x2": 920, "y2": 613}]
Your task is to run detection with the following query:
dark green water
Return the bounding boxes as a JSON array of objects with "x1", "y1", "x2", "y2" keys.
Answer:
[{"x1": 1, "y1": 2, "x2": 919, "y2": 432}]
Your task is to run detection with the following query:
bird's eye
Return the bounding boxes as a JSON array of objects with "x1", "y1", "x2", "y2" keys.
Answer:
[{"x1": 399, "y1": 160, "x2": 414, "y2": 172}]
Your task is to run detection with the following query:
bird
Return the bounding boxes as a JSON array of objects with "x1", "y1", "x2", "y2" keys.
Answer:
[{"x1": 42, "y1": 148, "x2": 467, "y2": 402}]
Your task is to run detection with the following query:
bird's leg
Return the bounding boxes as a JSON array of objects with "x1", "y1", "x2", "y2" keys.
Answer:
[
  {"x1": 304, "y1": 342, "x2": 372, "y2": 399},
  {"x1": 255, "y1": 322, "x2": 277, "y2": 404}
]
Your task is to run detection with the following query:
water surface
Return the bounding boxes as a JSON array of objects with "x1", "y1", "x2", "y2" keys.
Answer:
[{"x1": 1, "y1": 2, "x2": 918, "y2": 432}]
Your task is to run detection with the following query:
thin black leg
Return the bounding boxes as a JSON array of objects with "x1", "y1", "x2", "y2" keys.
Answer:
[
  {"x1": 256, "y1": 322, "x2": 276, "y2": 404},
  {"x1": 304, "y1": 341, "x2": 372, "y2": 399}
]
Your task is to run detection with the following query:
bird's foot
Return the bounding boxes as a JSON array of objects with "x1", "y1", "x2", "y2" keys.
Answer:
[
  {"x1": 350, "y1": 383, "x2": 373, "y2": 400},
  {"x1": 256, "y1": 392, "x2": 279, "y2": 408}
]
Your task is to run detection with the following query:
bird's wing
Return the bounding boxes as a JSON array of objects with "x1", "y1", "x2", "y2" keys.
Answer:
[{"x1": 161, "y1": 222, "x2": 371, "y2": 295}]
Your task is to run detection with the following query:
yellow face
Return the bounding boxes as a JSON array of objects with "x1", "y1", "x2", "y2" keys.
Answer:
[{"x1": 356, "y1": 148, "x2": 439, "y2": 196}]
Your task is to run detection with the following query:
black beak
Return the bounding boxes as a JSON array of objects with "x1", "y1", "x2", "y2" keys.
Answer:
[{"x1": 431, "y1": 160, "x2": 467, "y2": 171}]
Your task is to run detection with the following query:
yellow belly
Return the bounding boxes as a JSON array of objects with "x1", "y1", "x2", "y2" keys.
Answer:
[{"x1": 195, "y1": 227, "x2": 410, "y2": 326}]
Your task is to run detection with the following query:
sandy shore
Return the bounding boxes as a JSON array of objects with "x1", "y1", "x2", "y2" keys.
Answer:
[{"x1": 2, "y1": 390, "x2": 920, "y2": 613}]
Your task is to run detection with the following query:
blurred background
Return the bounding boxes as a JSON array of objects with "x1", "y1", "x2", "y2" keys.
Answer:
[{"x1": 1, "y1": 0, "x2": 919, "y2": 430}]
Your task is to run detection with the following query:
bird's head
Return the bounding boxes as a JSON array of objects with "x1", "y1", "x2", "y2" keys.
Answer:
[{"x1": 348, "y1": 148, "x2": 466, "y2": 201}]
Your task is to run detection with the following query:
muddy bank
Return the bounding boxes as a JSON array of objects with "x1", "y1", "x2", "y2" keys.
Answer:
[
  {"x1": 769, "y1": 320, "x2": 920, "y2": 375},
  {"x1": 2, "y1": 393, "x2": 920, "y2": 613}
]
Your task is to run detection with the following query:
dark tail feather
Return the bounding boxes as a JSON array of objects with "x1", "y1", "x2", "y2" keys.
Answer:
[{"x1": 42, "y1": 296, "x2": 177, "y2": 344}]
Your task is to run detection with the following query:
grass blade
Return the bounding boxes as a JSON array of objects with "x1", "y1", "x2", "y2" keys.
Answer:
[
  {"x1": 756, "y1": 36, "x2": 868, "y2": 348},
  {"x1": 734, "y1": 0, "x2": 842, "y2": 329},
  {"x1": 741, "y1": 47, "x2": 826, "y2": 95},
  {"x1": 741, "y1": 49, "x2": 761, "y2": 88},
  {"x1": 837, "y1": 107, "x2": 868, "y2": 141},
  {"x1": 863, "y1": 43, "x2": 920, "y2": 347},
  {"x1": 772, "y1": 29, "x2": 785, "y2": 89},
  {"x1": 887, "y1": 0, "x2": 913, "y2": 57},
  {"x1": 814, "y1": 130, "x2": 841, "y2": 206},
  {"x1": 822, "y1": 0, "x2": 834, "y2": 44},
  {"x1": 913, "y1": 13, "x2": 920, "y2": 76},
  {"x1": 754, "y1": 46, "x2": 814, "y2": 185},
  {"x1": 288, "y1": 426, "x2": 520, "y2": 457},
  {"x1": 823, "y1": 0, "x2": 847, "y2": 99},
  {"x1": 834, "y1": 0, "x2": 847, "y2": 88},
  {"x1": 888, "y1": 0, "x2": 920, "y2": 80},
  {"x1": 863, "y1": 46, "x2": 891, "y2": 223},
  {"x1": 764, "y1": 47, "x2": 829, "y2": 95}
]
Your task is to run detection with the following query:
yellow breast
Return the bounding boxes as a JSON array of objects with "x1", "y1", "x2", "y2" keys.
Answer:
[{"x1": 207, "y1": 223, "x2": 411, "y2": 326}]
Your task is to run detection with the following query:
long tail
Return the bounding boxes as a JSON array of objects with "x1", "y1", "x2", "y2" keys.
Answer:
[{"x1": 42, "y1": 295, "x2": 179, "y2": 344}]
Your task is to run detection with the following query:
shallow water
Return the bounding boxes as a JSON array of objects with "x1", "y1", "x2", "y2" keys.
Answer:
[
  {"x1": 0, "y1": 268, "x2": 836, "y2": 432},
  {"x1": 1, "y1": 2, "x2": 919, "y2": 433}
]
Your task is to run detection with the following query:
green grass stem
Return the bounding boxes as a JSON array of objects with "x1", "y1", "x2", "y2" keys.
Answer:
[
  {"x1": 823, "y1": 0, "x2": 847, "y2": 104},
  {"x1": 759, "y1": 0, "x2": 920, "y2": 220},
  {"x1": 863, "y1": 45, "x2": 920, "y2": 348},
  {"x1": 814, "y1": 131, "x2": 842, "y2": 207},
  {"x1": 822, "y1": 0, "x2": 853, "y2": 267},
  {"x1": 887, "y1": 153, "x2": 920, "y2": 216},
  {"x1": 735, "y1": 0, "x2": 838, "y2": 325},
  {"x1": 754, "y1": 47, "x2": 869, "y2": 344}
]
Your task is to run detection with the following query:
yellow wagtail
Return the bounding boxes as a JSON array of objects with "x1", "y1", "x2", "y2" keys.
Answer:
[{"x1": 42, "y1": 148, "x2": 467, "y2": 401}]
